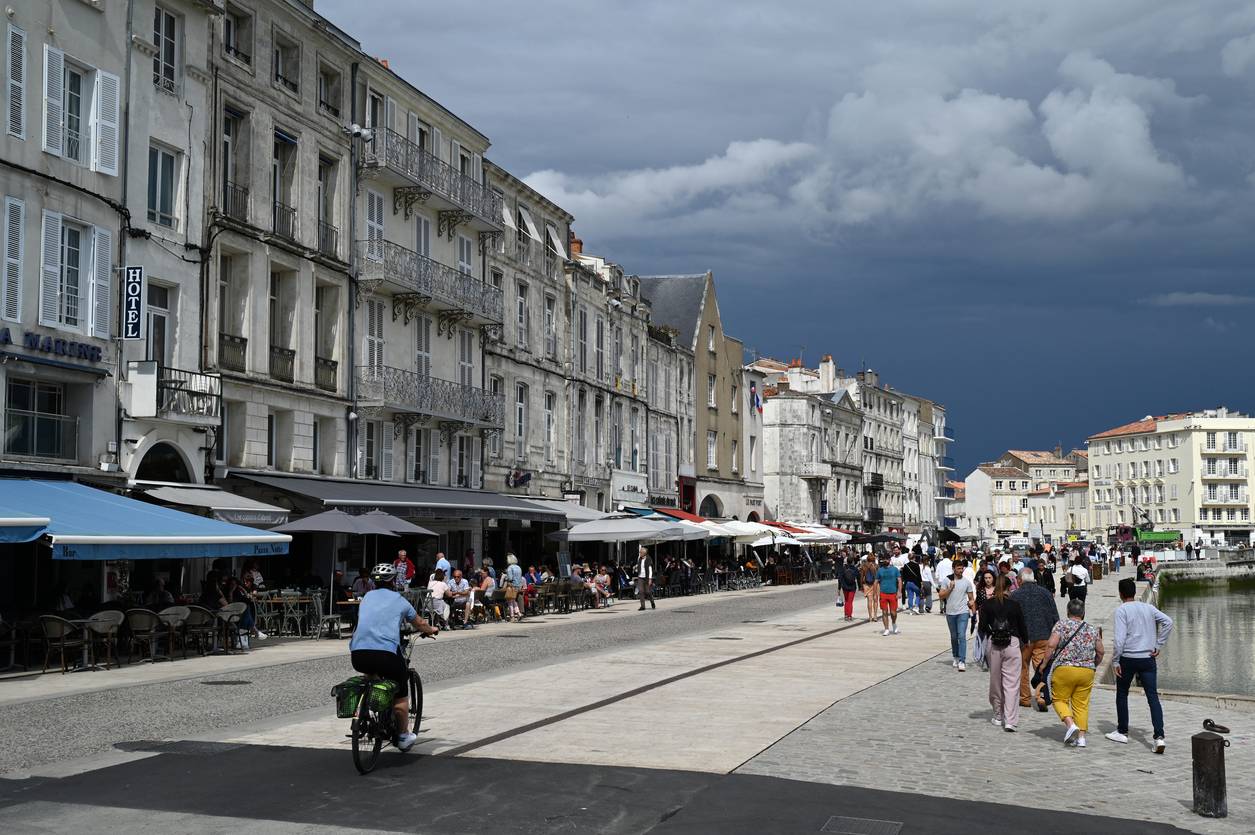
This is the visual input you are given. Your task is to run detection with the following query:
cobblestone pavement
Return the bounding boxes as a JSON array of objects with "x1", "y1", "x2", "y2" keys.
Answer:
[{"x1": 737, "y1": 565, "x2": 1253, "y2": 835}]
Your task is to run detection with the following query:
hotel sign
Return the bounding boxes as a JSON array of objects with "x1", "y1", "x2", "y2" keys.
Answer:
[{"x1": 122, "y1": 266, "x2": 145, "y2": 341}]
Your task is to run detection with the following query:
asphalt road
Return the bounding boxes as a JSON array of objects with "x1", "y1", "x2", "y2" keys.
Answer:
[{"x1": 0, "y1": 584, "x2": 837, "y2": 775}]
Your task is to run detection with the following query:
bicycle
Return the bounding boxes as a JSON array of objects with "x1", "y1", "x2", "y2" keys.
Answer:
[{"x1": 345, "y1": 631, "x2": 432, "y2": 774}]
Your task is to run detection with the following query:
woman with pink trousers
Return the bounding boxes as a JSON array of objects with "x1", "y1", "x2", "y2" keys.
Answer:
[{"x1": 978, "y1": 574, "x2": 1029, "y2": 731}]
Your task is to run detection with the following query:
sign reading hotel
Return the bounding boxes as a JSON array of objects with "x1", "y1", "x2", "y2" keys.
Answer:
[{"x1": 122, "y1": 266, "x2": 145, "y2": 341}]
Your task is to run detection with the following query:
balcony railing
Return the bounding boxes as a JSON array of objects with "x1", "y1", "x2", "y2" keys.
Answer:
[
  {"x1": 864, "y1": 506, "x2": 885, "y2": 523},
  {"x1": 318, "y1": 98, "x2": 340, "y2": 118},
  {"x1": 315, "y1": 356, "x2": 338, "y2": 392},
  {"x1": 362, "y1": 127, "x2": 503, "y2": 227},
  {"x1": 158, "y1": 366, "x2": 222, "y2": 420},
  {"x1": 269, "y1": 345, "x2": 295, "y2": 383},
  {"x1": 865, "y1": 472, "x2": 884, "y2": 491},
  {"x1": 275, "y1": 70, "x2": 298, "y2": 93},
  {"x1": 799, "y1": 461, "x2": 831, "y2": 480},
  {"x1": 273, "y1": 201, "x2": 296, "y2": 240},
  {"x1": 4, "y1": 409, "x2": 78, "y2": 461},
  {"x1": 1203, "y1": 466, "x2": 1248, "y2": 479},
  {"x1": 317, "y1": 221, "x2": 339, "y2": 258},
  {"x1": 224, "y1": 43, "x2": 251, "y2": 65},
  {"x1": 219, "y1": 332, "x2": 247, "y2": 372},
  {"x1": 1202, "y1": 492, "x2": 1248, "y2": 506},
  {"x1": 355, "y1": 365, "x2": 504, "y2": 428},
  {"x1": 222, "y1": 181, "x2": 248, "y2": 222},
  {"x1": 357, "y1": 239, "x2": 504, "y2": 323},
  {"x1": 939, "y1": 455, "x2": 955, "y2": 471},
  {"x1": 937, "y1": 424, "x2": 955, "y2": 442}
]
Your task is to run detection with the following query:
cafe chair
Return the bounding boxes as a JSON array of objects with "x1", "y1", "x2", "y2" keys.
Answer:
[
  {"x1": 183, "y1": 606, "x2": 218, "y2": 656},
  {"x1": 39, "y1": 614, "x2": 85, "y2": 674},
  {"x1": 157, "y1": 606, "x2": 191, "y2": 659},
  {"x1": 87, "y1": 610, "x2": 125, "y2": 669},
  {"x1": 312, "y1": 595, "x2": 344, "y2": 640},
  {"x1": 217, "y1": 602, "x2": 248, "y2": 653},
  {"x1": 125, "y1": 609, "x2": 168, "y2": 663}
]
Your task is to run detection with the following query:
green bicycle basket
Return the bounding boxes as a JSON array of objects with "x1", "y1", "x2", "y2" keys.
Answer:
[
  {"x1": 331, "y1": 676, "x2": 367, "y2": 718},
  {"x1": 367, "y1": 680, "x2": 398, "y2": 712}
]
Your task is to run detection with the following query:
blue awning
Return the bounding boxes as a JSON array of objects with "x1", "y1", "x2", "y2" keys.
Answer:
[
  {"x1": 0, "y1": 506, "x2": 50, "y2": 543},
  {"x1": 0, "y1": 480, "x2": 291, "y2": 560}
]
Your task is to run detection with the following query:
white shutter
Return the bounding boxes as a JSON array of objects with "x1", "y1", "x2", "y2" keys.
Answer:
[
  {"x1": 3, "y1": 197, "x2": 22, "y2": 322},
  {"x1": 356, "y1": 426, "x2": 365, "y2": 479},
  {"x1": 91, "y1": 70, "x2": 120, "y2": 175},
  {"x1": 41, "y1": 45, "x2": 63, "y2": 156},
  {"x1": 471, "y1": 436, "x2": 481, "y2": 489},
  {"x1": 365, "y1": 189, "x2": 384, "y2": 260},
  {"x1": 472, "y1": 153, "x2": 482, "y2": 185},
  {"x1": 415, "y1": 314, "x2": 431, "y2": 377},
  {"x1": 384, "y1": 96, "x2": 395, "y2": 133},
  {"x1": 431, "y1": 125, "x2": 442, "y2": 162},
  {"x1": 7, "y1": 25, "x2": 25, "y2": 139},
  {"x1": 364, "y1": 297, "x2": 384, "y2": 371},
  {"x1": 427, "y1": 428, "x2": 440, "y2": 485},
  {"x1": 404, "y1": 426, "x2": 416, "y2": 482},
  {"x1": 381, "y1": 422, "x2": 394, "y2": 481},
  {"x1": 91, "y1": 226, "x2": 112, "y2": 337},
  {"x1": 38, "y1": 210, "x2": 60, "y2": 326}
]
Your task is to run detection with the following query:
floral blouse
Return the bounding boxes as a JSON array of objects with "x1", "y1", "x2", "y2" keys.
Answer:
[{"x1": 1052, "y1": 619, "x2": 1100, "y2": 669}]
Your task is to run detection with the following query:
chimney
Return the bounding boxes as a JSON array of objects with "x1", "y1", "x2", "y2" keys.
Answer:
[
  {"x1": 378, "y1": 58, "x2": 390, "y2": 69},
  {"x1": 819, "y1": 354, "x2": 836, "y2": 392},
  {"x1": 1054, "y1": 443, "x2": 1062, "y2": 458},
  {"x1": 570, "y1": 235, "x2": 583, "y2": 256}
]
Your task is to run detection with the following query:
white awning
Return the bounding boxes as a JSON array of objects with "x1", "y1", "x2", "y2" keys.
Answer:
[
  {"x1": 517, "y1": 207, "x2": 542, "y2": 242},
  {"x1": 500, "y1": 200, "x2": 518, "y2": 230},
  {"x1": 546, "y1": 225, "x2": 568, "y2": 259},
  {"x1": 142, "y1": 484, "x2": 290, "y2": 527}
]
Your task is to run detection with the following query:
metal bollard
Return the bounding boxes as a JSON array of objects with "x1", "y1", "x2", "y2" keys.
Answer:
[{"x1": 1192, "y1": 728, "x2": 1229, "y2": 818}]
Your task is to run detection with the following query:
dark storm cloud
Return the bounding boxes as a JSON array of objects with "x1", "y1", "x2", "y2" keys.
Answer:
[{"x1": 322, "y1": 0, "x2": 1255, "y2": 469}]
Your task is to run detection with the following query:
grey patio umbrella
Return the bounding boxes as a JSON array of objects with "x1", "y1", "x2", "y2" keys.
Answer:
[{"x1": 361, "y1": 510, "x2": 437, "y2": 537}]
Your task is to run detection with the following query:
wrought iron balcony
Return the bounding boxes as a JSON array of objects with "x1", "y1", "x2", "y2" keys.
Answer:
[
  {"x1": 224, "y1": 43, "x2": 251, "y2": 65},
  {"x1": 157, "y1": 366, "x2": 222, "y2": 420},
  {"x1": 865, "y1": 472, "x2": 885, "y2": 491},
  {"x1": 317, "y1": 221, "x2": 339, "y2": 258},
  {"x1": 275, "y1": 70, "x2": 298, "y2": 94},
  {"x1": 219, "y1": 332, "x2": 247, "y2": 372},
  {"x1": 360, "y1": 127, "x2": 502, "y2": 230},
  {"x1": 273, "y1": 201, "x2": 297, "y2": 240},
  {"x1": 356, "y1": 239, "x2": 504, "y2": 324},
  {"x1": 864, "y1": 506, "x2": 885, "y2": 523},
  {"x1": 799, "y1": 461, "x2": 831, "y2": 480},
  {"x1": 222, "y1": 181, "x2": 248, "y2": 222},
  {"x1": 269, "y1": 345, "x2": 295, "y2": 383},
  {"x1": 315, "y1": 356, "x2": 338, "y2": 393},
  {"x1": 355, "y1": 365, "x2": 504, "y2": 428}
]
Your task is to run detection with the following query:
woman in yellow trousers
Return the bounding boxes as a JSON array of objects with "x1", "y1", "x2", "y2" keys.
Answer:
[{"x1": 1046, "y1": 598, "x2": 1104, "y2": 748}]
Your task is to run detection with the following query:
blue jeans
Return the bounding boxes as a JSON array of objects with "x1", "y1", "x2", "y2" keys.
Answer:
[
  {"x1": 1116, "y1": 655, "x2": 1165, "y2": 738},
  {"x1": 947, "y1": 612, "x2": 970, "y2": 661},
  {"x1": 904, "y1": 581, "x2": 920, "y2": 610}
]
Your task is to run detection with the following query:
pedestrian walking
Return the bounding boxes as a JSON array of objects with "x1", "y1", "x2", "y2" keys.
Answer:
[
  {"x1": 1047, "y1": 598, "x2": 1104, "y2": 748},
  {"x1": 1064, "y1": 555, "x2": 1089, "y2": 603},
  {"x1": 979, "y1": 574, "x2": 1028, "y2": 731},
  {"x1": 972, "y1": 569, "x2": 996, "y2": 671},
  {"x1": 1011, "y1": 567, "x2": 1059, "y2": 710},
  {"x1": 837, "y1": 557, "x2": 859, "y2": 621},
  {"x1": 877, "y1": 554, "x2": 902, "y2": 636},
  {"x1": 1106, "y1": 577, "x2": 1173, "y2": 753},
  {"x1": 938, "y1": 559, "x2": 976, "y2": 671},
  {"x1": 635, "y1": 545, "x2": 656, "y2": 611},
  {"x1": 902, "y1": 553, "x2": 923, "y2": 615},
  {"x1": 860, "y1": 555, "x2": 880, "y2": 622},
  {"x1": 919, "y1": 558, "x2": 934, "y2": 614}
]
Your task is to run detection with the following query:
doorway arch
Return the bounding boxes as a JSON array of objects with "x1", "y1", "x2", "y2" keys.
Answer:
[
  {"x1": 136, "y1": 441, "x2": 194, "y2": 483},
  {"x1": 698, "y1": 494, "x2": 723, "y2": 518}
]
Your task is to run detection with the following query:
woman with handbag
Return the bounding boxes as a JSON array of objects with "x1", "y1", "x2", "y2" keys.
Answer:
[
  {"x1": 503, "y1": 554, "x2": 524, "y2": 622},
  {"x1": 1045, "y1": 597, "x2": 1104, "y2": 748}
]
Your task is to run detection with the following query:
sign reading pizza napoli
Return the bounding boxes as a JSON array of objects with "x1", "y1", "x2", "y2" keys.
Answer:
[{"x1": 122, "y1": 266, "x2": 145, "y2": 341}]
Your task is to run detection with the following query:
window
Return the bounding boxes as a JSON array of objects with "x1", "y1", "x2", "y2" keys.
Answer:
[
  {"x1": 454, "y1": 434, "x2": 472, "y2": 487},
  {"x1": 1206, "y1": 431, "x2": 1217, "y2": 450},
  {"x1": 594, "y1": 315, "x2": 605, "y2": 378},
  {"x1": 613, "y1": 326, "x2": 622, "y2": 376},
  {"x1": 266, "y1": 413, "x2": 277, "y2": 468},
  {"x1": 515, "y1": 282, "x2": 528, "y2": 348},
  {"x1": 361, "y1": 420, "x2": 377, "y2": 479},
  {"x1": 215, "y1": 401, "x2": 229, "y2": 464},
  {"x1": 311, "y1": 418, "x2": 320, "y2": 475},
  {"x1": 146, "y1": 283, "x2": 171, "y2": 365},
  {"x1": 1155, "y1": 459, "x2": 1163, "y2": 477},
  {"x1": 1169, "y1": 458, "x2": 1178, "y2": 474},
  {"x1": 749, "y1": 435, "x2": 757, "y2": 473},
  {"x1": 995, "y1": 481, "x2": 1003, "y2": 490},
  {"x1": 544, "y1": 391, "x2": 556, "y2": 463},
  {"x1": 223, "y1": 7, "x2": 252, "y2": 65},
  {"x1": 1171, "y1": 484, "x2": 1178, "y2": 500},
  {"x1": 543, "y1": 295, "x2": 557, "y2": 358},
  {"x1": 7, "y1": 25, "x2": 26, "y2": 139},
  {"x1": 707, "y1": 430, "x2": 718, "y2": 470},
  {"x1": 593, "y1": 396, "x2": 603, "y2": 462},
  {"x1": 273, "y1": 32, "x2": 299, "y2": 93},
  {"x1": 4, "y1": 378, "x2": 73, "y2": 460},
  {"x1": 1008, "y1": 481, "x2": 1016, "y2": 491},
  {"x1": 1207, "y1": 484, "x2": 1218, "y2": 501},
  {"x1": 39, "y1": 213, "x2": 110, "y2": 336},
  {"x1": 575, "y1": 389, "x2": 587, "y2": 463},
  {"x1": 415, "y1": 314, "x2": 432, "y2": 376},
  {"x1": 1206, "y1": 457, "x2": 1217, "y2": 475},
  {"x1": 731, "y1": 384, "x2": 738, "y2": 414},
  {"x1": 416, "y1": 215, "x2": 431, "y2": 258},
  {"x1": 612, "y1": 401, "x2": 623, "y2": 467},
  {"x1": 220, "y1": 108, "x2": 247, "y2": 219},
  {"x1": 1021, "y1": 481, "x2": 1028, "y2": 490},
  {"x1": 271, "y1": 131, "x2": 297, "y2": 237},
  {"x1": 363, "y1": 297, "x2": 384, "y2": 371},
  {"x1": 317, "y1": 63, "x2": 341, "y2": 117},
  {"x1": 731, "y1": 439, "x2": 739, "y2": 473},
  {"x1": 629, "y1": 334, "x2": 639, "y2": 382},
  {"x1": 707, "y1": 324, "x2": 715, "y2": 352},
  {"x1": 457, "y1": 235, "x2": 473, "y2": 274},
  {"x1": 577, "y1": 306, "x2": 588, "y2": 372},
  {"x1": 629, "y1": 407, "x2": 639, "y2": 470},
  {"x1": 457, "y1": 328, "x2": 473, "y2": 387},
  {"x1": 707, "y1": 374, "x2": 716, "y2": 407},
  {"x1": 153, "y1": 7, "x2": 178, "y2": 94},
  {"x1": 147, "y1": 145, "x2": 177, "y2": 227},
  {"x1": 514, "y1": 383, "x2": 528, "y2": 455}
]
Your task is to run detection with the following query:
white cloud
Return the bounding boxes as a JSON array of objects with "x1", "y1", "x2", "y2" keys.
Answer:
[
  {"x1": 1142, "y1": 292, "x2": 1255, "y2": 307},
  {"x1": 1221, "y1": 33, "x2": 1255, "y2": 76}
]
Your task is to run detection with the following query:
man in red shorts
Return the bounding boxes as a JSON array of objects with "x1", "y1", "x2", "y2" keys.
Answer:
[{"x1": 876, "y1": 554, "x2": 903, "y2": 636}]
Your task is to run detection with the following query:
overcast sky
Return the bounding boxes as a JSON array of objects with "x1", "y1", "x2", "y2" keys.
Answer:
[{"x1": 323, "y1": 0, "x2": 1255, "y2": 473}]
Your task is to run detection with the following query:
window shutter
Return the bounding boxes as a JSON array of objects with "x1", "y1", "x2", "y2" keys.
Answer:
[
  {"x1": 91, "y1": 70, "x2": 120, "y2": 175},
  {"x1": 427, "y1": 428, "x2": 440, "y2": 485},
  {"x1": 355, "y1": 426, "x2": 365, "y2": 479},
  {"x1": 471, "y1": 436, "x2": 481, "y2": 489},
  {"x1": 384, "y1": 96, "x2": 395, "y2": 133},
  {"x1": 431, "y1": 125, "x2": 442, "y2": 162},
  {"x1": 38, "y1": 210, "x2": 60, "y2": 326},
  {"x1": 381, "y1": 422, "x2": 394, "y2": 481},
  {"x1": 365, "y1": 190, "x2": 384, "y2": 260},
  {"x1": 41, "y1": 45, "x2": 63, "y2": 156},
  {"x1": 3, "y1": 197, "x2": 22, "y2": 322},
  {"x1": 472, "y1": 153, "x2": 482, "y2": 184},
  {"x1": 404, "y1": 425, "x2": 415, "y2": 483},
  {"x1": 91, "y1": 226, "x2": 112, "y2": 337},
  {"x1": 7, "y1": 25, "x2": 24, "y2": 139}
]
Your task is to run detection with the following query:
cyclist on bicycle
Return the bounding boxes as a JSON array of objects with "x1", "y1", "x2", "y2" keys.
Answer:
[{"x1": 350, "y1": 563, "x2": 439, "y2": 750}]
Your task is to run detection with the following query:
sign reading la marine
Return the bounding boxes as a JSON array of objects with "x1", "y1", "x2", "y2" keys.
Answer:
[{"x1": 0, "y1": 328, "x2": 104, "y2": 364}]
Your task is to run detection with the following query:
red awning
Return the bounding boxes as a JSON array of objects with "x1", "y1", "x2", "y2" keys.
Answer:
[
  {"x1": 653, "y1": 507, "x2": 707, "y2": 523},
  {"x1": 829, "y1": 527, "x2": 858, "y2": 535},
  {"x1": 763, "y1": 520, "x2": 809, "y2": 534}
]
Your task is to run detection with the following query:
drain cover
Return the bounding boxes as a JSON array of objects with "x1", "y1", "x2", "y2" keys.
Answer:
[
  {"x1": 820, "y1": 816, "x2": 902, "y2": 835},
  {"x1": 709, "y1": 636, "x2": 742, "y2": 641},
  {"x1": 202, "y1": 680, "x2": 251, "y2": 686}
]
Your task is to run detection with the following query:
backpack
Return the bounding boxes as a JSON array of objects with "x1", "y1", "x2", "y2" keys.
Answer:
[
  {"x1": 841, "y1": 566, "x2": 858, "y2": 589},
  {"x1": 989, "y1": 614, "x2": 1013, "y2": 648}
]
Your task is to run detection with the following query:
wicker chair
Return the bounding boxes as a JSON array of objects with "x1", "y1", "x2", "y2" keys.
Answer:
[
  {"x1": 39, "y1": 615, "x2": 85, "y2": 674},
  {"x1": 183, "y1": 606, "x2": 218, "y2": 655},
  {"x1": 158, "y1": 606, "x2": 191, "y2": 659},
  {"x1": 86, "y1": 610, "x2": 125, "y2": 669},
  {"x1": 217, "y1": 602, "x2": 248, "y2": 653},
  {"x1": 125, "y1": 609, "x2": 167, "y2": 663}
]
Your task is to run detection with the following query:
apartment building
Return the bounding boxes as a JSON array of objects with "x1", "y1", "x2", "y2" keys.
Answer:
[
  {"x1": 837, "y1": 369, "x2": 905, "y2": 531},
  {"x1": 0, "y1": 1, "x2": 127, "y2": 479},
  {"x1": 483, "y1": 162, "x2": 570, "y2": 501},
  {"x1": 963, "y1": 465, "x2": 1031, "y2": 539},
  {"x1": 901, "y1": 395, "x2": 921, "y2": 530},
  {"x1": 645, "y1": 324, "x2": 694, "y2": 509},
  {"x1": 1088, "y1": 408, "x2": 1255, "y2": 545},
  {"x1": 740, "y1": 362, "x2": 766, "y2": 522},
  {"x1": 919, "y1": 396, "x2": 954, "y2": 532},
  {"x1": 996, "y1": 449, "x2": 1077, "y2": 488}
]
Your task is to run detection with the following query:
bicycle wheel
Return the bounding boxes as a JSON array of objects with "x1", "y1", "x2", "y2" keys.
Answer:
[
  {"x1": 408, "y1": 669, "x2": 423, "y2": 733},
  {"x1": 351, "y1": 703, "x2": 383, "y2": 775}
]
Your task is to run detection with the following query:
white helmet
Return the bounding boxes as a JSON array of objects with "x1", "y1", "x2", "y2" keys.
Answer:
[{"x1": 371, "y1": 563, "x2": 398, "y2": 584}]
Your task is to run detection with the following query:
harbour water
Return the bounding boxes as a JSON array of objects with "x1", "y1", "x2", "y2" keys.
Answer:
[{"x1": 1156, "y1": 579, "x2": 1255, "y2": 696}]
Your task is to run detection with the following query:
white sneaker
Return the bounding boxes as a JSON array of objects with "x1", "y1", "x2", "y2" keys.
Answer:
[
  {"x1": 255, "y1": 630, "x2": 268, "y2": 640},
  {"x1": 1064, "y1": 723, "x2": 1079, "y2": 744},
  {"x1": 1004, "y1": 725, "x2": 1017, "y2": 733},
  {"x1": 991, "y1": 716, "x2": 1004, "y2": 726},
  {"x1": 396, "y1": 732, "x2": 417, "y2": 751},
  {"x1": 952, "y1": 659, "x2": 959, "y2": 668},
  {"x1": 1154, "y1": 737, "x2": 1166, "y2": 754},
  {"x1": 1075, "y1": 736, "x2": 1087, "y2": 748},
  {"x1": 882, "y1": 628, "x2": 891, "y2": 636},
  {"x1": 891, "y1": 625, "x2": 900, "y2": 635},
  {"x1": 957, "y1": 661, "x2": 966, "y2": 672},
  {"x1": 1105, "y1": 731, "x2": 1129, "y2": 744}
]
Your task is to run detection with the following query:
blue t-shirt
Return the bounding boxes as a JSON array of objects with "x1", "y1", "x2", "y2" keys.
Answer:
[
  {"x1": 877, "y1": 565, "x2": 901, "y2": 594},
  {"x1": 434, "y1": 557, "x2": 451, "y2": 576},
  {"x1": 349, "y1": 589, "x2": 416, "y2": 653}
]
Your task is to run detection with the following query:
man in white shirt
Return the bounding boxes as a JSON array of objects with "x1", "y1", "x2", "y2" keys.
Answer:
[
  {"x1": 938, "y1": 558, "x2": 976, "y2": 671},
  {"x1": 636, "y1": 545, "x2": 656, "y2": 611},
  {"x1": 447, "y1": 569, "x2": 471, "y2": 629}
]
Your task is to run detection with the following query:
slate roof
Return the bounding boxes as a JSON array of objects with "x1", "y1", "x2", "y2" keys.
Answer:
[{"x1": 636, "y1": 274, "x2": 708, "y2": 350}]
